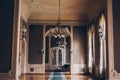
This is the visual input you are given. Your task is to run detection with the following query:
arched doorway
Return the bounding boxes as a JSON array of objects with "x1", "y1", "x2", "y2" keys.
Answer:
[{"x1": 45, "y1": 26, "x2": 71, "y2": 72}]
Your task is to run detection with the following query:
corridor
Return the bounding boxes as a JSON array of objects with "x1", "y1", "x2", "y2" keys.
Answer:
[
  {"x1": 2, "y1": 0, "x2": 120, "y2": 80},
  {"x1": 19, "y1": 72, "x2": 96, "y2": 80}
]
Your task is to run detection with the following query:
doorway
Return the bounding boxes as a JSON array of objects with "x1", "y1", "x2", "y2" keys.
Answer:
[
  {"x1": 50, "y1": 47, "x2": 64, "y2": 70},
  {"x1": 45, "y1": 26, "x2": 71, "y2": 72}
]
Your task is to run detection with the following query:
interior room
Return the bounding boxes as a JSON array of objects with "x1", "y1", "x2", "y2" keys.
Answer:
[{"x1": 0, "y1": 0, "x2": 120, "y2": 80}]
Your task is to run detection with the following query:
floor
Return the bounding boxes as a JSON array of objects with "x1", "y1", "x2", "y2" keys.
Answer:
[{"x1": 19, "y1": 72, "x2": 96, "y2": 80}]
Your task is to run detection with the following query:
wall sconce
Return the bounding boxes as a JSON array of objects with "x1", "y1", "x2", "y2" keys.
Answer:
[
  {"x1": 98, "y1": 26, "x2": 103, "y2": 39},
  {"x1": 41, "y1": 49, "x2": 44, "y2": 54},
  {"x1": 38, "y1": 49, "x2": 44, "y2": 54},
  {"x1": 22, "y1": 26, "x2": 27, "y2": 40}
]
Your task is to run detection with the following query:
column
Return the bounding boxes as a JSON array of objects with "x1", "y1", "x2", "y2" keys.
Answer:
[
  {"x1": 43, "y1": 24, "x2": 46, "y2": 73},
  {"x1": 64, "y1": 37, "x2": 66, "y2": 64},
  {"x1": 70, "y1": 25, "x2": 73, "y2": 74},
  {"x1": 43, "y1": 24, "x2": 46, "y2": 65},
  {"x1": 107, "y1": 0, "x2": 115, "y2": 79}
]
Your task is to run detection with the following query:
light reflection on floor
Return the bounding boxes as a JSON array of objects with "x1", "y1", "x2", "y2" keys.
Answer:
[{"x1": 19, "y1": 72, "x2": 95, "y2": 80}]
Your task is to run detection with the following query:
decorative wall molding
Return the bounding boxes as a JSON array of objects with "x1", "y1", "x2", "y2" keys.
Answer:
[
  {"x1": 25, "y1": 24, "x2": 45, "y2": 74},
  {"x1": 26, "y1": 64, "x2": 45, "y2": 73},
  {"x1": 0, "y1": 73, "x2": 11, "y2": 78},
  {"x1": 28, "y1": 20, "x2": 88, "y2": 26},
  {"x1": 0, "y1": 62, "x2": 16, "y2": 79},
  {"x1": 111, "y1": 69, "x2": 120, "y2": 78},
  {"x1": 71, "y1": 64, "x2": 87, "y2": 74}
]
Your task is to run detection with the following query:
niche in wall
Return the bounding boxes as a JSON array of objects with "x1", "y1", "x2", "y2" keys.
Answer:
[{"x1": 28, "y1": 25, "x2": 43, "y2": 64}]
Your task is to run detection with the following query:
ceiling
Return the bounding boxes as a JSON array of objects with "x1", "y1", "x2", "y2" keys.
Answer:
[{"x1": 24, "y1": 0, "x2": 105, "y2": 25}]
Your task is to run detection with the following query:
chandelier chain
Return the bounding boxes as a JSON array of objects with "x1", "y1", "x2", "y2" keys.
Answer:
[{"x1": 58, "y1": 0, "x2": 60, "y2": 22}]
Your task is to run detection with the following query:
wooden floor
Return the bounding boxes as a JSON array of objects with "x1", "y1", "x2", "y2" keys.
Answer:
[{"x1": 19, "y1": 72, "x2": 96, "y2": 80}]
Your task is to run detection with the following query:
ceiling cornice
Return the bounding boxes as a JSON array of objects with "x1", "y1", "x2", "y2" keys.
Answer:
[{"x1": 28, "y1": 20, "x2": 89, "y2": 26}]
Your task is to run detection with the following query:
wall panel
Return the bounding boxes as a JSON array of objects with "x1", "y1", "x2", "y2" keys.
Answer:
[
  {"x1": 73, "y1": 26, "x2": 87, "y2": 64},
  {"x1": 113, "y1": 0, "x2": 120, "y2": 73},
  {"x1": 28, "y1": 25, "x2": 43, "y2": 64},
  {"x1": 0, "y1": 0, "x2": 14, "y2": 73}
]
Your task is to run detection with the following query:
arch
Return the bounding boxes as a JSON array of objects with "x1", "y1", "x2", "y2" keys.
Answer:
[{"x1": 44, "y1": 25, "x2": 72, "y2": 72}]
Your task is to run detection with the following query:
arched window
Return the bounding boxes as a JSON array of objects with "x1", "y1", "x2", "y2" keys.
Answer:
[{"x1": 98, "y1": 14, "x2": 106, "y2": 78}]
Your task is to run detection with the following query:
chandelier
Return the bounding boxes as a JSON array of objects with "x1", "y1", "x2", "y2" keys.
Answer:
[{"x1": 47, "y1": 0, "x2": 70, "y2": 38}]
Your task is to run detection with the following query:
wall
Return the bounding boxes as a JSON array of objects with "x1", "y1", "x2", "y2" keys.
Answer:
[
  {"x1": 113, "y1": 0, "x2": 120, "y2": 73},
  {"x1": 88, "y1": 23, "x2": 100, "y2": 77},
  {"x1": 106, "y1": 0, "x2": 120, "y2": 79},
  {"x1": 16, "y1": 0, "x2": 30, "y2": 76},
  {"x1": 72, "y1": 26, "x2": 87, "y2": 74},
  {"x1": 0, "y1": 0, "x2": 14, "y2": 78},
  {"x1": 26, "y1": 25, "x2": 45, "y2": 74},
  {"x1": 28, "y1": 25, "x2": 43, "y2": 64},
  {"x1": 73, "y1": 26, "x2": 87, "y2": 64},
  {"x1": 0, "y1": 0, "x2": 14, "y2": 73},
  {"x1": 0, "y1": 0, "x2": 22, "y2": 79}
]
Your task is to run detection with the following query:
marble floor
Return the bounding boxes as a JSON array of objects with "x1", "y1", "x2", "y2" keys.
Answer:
[{"x1": 19, "y1": 72, "x2": 96, "y2": 80}]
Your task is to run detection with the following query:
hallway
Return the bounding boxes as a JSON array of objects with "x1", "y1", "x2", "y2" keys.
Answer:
[
  {"x1": 2, "y1": 0, "x2": 120, "y2": 79},
  {"x1": 19, "y1": 72, "x2": 96, "y2": 80}
]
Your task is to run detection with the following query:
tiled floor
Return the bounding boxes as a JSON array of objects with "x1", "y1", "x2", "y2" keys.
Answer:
[{"x1": 19, "y1": 72, "x2": 96, "y2": 80}]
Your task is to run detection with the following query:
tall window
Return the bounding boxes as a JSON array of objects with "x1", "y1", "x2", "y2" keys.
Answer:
[
  {"x1": 98, "y1": 14, "x2": 106, "y2": 74},
  {"x1": 88, "y1": 25, "x2": 95, "y2": 68}
]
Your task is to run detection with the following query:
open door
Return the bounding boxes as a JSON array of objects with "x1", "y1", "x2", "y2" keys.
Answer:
[{"x1": 50, "y1": 47, "x2": 65, "y2": 70}]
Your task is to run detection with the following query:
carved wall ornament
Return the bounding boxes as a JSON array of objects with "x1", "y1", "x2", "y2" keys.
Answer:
[{"x1": 111, "y1": 69, "x2": 120, "y2": 78}]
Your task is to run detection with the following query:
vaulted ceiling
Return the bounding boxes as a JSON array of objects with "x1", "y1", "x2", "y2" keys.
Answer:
[{"x1": 23, "y1": 0, "x2": 105, "y2": 25}]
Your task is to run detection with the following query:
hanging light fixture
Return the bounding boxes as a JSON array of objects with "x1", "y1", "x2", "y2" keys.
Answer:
[{"x1": 48, "y1": 0, "x2": 70, "y2": 38}]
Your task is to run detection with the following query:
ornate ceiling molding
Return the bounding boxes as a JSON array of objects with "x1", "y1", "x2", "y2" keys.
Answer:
[{"x1": 28, "y1": 20, "x2": 88, "y2": 26}]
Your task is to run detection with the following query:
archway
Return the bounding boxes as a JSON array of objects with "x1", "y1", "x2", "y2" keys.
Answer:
[{"x1": 45, "y1": 26, "x2": 71, "y2": 72}]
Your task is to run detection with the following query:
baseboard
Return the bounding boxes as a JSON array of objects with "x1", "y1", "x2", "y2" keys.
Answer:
[
  {"x1": 0, "y1": 78, "x2": 16, "y2": 80},
  {"x1": 25, "y1": 73, "x2": 45, "y2": 75}
]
